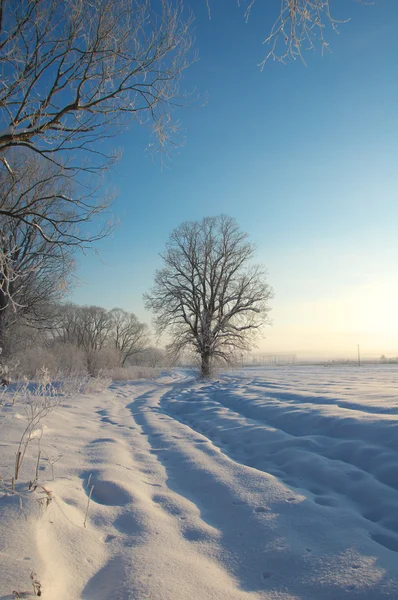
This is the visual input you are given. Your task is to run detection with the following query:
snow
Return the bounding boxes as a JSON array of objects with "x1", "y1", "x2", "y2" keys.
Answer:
[{"x1": 1, "y1": 366, "x2": 398, "y2": 599}]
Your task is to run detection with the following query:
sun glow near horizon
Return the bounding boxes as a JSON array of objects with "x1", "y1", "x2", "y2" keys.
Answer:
[{"x1": 259, "y1": 279, "x2": 398, "y2": 359}]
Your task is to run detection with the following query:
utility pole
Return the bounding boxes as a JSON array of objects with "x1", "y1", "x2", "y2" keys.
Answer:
[{"x1": 357, "y1": 344, "x2": 361, "y2": 367}]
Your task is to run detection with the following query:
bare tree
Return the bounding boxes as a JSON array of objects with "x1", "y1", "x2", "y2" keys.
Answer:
[
  {"x1": 0, "y1": 0, "x2": 192, "y2": 311},
  {"x1": 0, "y1": 150, "x2": 112, "y2": 247},
  {"x1": 0, "y1": 152, "x2": 87, "y2": 354},
  {"x1": 53, "y1": 304, "x2": 114, "y2": 374},
  {"x1": 0, "y1": 216, "x2": 73, "y2": 354},
  {"x1": 130, "y1": 346, "x2": 166, "y2": 368},
  {"x1": 0, "y1": 0, "x2": 193, "y2": 168},
  {"x1": 145, "y1": 215, "x2": 273, "y2": 377},
  {"x1": 110, "y1": 308, "x2": 149, "y2": 366}
]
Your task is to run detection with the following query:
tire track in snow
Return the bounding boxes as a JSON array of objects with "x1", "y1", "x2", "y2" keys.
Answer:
[
  {"x1": 126, "y1": 382, "x2": 398, "y2": 600},
  {"x1": 124, "y1": 385, "x2": 274, "y2": 600},
  {"x1": 127, "y1": 388, "x2": 300, "y2": 598},
  {"x1": 161, "y1": 378, "x2": 398, "y2": 558}
]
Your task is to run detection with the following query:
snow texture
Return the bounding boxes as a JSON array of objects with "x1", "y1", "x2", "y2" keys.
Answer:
[{"x1": 1, "y1": 366, "x2": 398, "y2": 599}]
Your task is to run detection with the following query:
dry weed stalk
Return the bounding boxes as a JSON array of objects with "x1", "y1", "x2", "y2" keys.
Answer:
[
  {"x1": 42, "y1": 450, "x2": 62, "y2": 481},
  {"x1": 84, "y1": 475, "x2": 94, "y2": 528},
  {"x1": 30, "y1": 571, "x2": 42, "y2": 596}
]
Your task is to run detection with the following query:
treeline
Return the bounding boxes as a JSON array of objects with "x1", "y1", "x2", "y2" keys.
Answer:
[
  {"x1": 0, "y1": 164, "x2": 163, "y2": 379},
  {"x1": 2, "y1": 302, "x2": 166, "y2": 380}
]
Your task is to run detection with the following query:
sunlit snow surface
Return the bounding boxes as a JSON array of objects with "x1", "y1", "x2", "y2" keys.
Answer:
[
  {"x1": 1, "y1": 366, "x2": 398, "y2": 599},
  {"x1": 162, "y1": 366, "x2": 398, "y2": 596}
]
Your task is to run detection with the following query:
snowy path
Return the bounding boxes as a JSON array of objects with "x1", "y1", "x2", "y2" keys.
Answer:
[{"x1": 1, "y1": 367, "x2": 398, "y2": 599}]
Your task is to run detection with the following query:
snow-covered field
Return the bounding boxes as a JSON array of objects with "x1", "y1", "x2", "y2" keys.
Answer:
[{"x1": 1, "y1": 366, "x2": 398, "y2": 599}]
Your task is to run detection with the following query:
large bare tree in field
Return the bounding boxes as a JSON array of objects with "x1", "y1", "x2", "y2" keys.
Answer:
[{"x1": 145, "y1": 215, "x2": 273, "y2": 377}]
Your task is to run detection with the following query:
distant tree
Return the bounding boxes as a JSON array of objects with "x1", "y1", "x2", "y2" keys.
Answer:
[
  {"x1": 109, "y1": 308, "x2": 150, "y2": 366},
  {"x1": 145, "y1": 215, "x2": 273, "y2": 377},
  {"x1": 51, "y1": 304, "x2": 150, "y2": 374},
  {"x1": 53, "y1": 304, "x2": 114, "y2": 375},
  {"x1": 129, "y1": 346, "x2": 167, "y2": 368}
]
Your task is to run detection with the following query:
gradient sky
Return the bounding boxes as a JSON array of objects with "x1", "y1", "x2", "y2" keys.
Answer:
[{"x1": 70, "y1": 0, "x2": 398, "y2": 360}]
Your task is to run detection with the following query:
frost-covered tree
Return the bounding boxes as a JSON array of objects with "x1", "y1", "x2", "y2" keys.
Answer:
[
  {"x1": 0, "y1": 154, "x2": 79, "y2": 353},
  {"x1": 0, "y1": 216, "x2": 73, "y2": 354},
  {"x1": 0, "y1": 0, "x2": 192, "y2": 307},
  {"x1": 52, "y1": 304, "x2": 113, "y2": 374},
  {"x1": 51, "y1": 304, "x2": 150, "y2": 374},
  {"x1": 129, "y1": 346, "x2": 167, "y2": 368},
  {"x1": 0, "y1": 0, "x2": 192, "y2": 167},
  {"x1": 110, "y1": 309, "x2": 150, "y2": 367},
  {"x1": 145, "y1": 215, "x2": 273, "y2": 377}
]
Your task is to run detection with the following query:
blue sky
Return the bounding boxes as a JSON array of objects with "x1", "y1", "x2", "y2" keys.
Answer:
[{"x1": 71, "y1": 0, "x2": 398, "y2": 359}]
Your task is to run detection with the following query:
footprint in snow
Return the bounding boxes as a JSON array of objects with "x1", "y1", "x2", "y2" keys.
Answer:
[
  {"x1": 82, "y1": 475, "x2": 132, "y2": 507},
  {"x1": 152, "y1": 494, "x2": 182, "y2": 516},
  {"x1": 113, "y1": 513, "x2": 144, "y2": 536}
]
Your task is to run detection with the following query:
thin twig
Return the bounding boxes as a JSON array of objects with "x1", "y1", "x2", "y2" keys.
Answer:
[{"x1": 83, "y1": 484, "x2": 94, "y2": 528}]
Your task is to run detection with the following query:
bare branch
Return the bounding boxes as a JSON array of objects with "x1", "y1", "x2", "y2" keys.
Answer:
[
  {"x1": 0, "y1": 0, "x2": 194, "y2": 166},
  {"x1": 240, "y1": 0, "x2": 368, "y2": 67}
]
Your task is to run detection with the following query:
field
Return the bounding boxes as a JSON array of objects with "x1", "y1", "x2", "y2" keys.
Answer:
[{"x1": 1, "y1": 366, "x2": 398, "y2": 599}]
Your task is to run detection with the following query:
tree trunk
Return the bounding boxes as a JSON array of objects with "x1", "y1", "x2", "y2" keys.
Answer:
[
  {"x1": 0, "y1": 286, "x2": 8, "y2": 357},
  {"x1": 201, "y1": 353, "x2": 211, "y2": 378}
]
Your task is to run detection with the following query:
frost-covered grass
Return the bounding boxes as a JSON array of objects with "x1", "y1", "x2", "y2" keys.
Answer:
[{"x1": 107, "y1": 365, "x2": 162, "y2": 381}]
